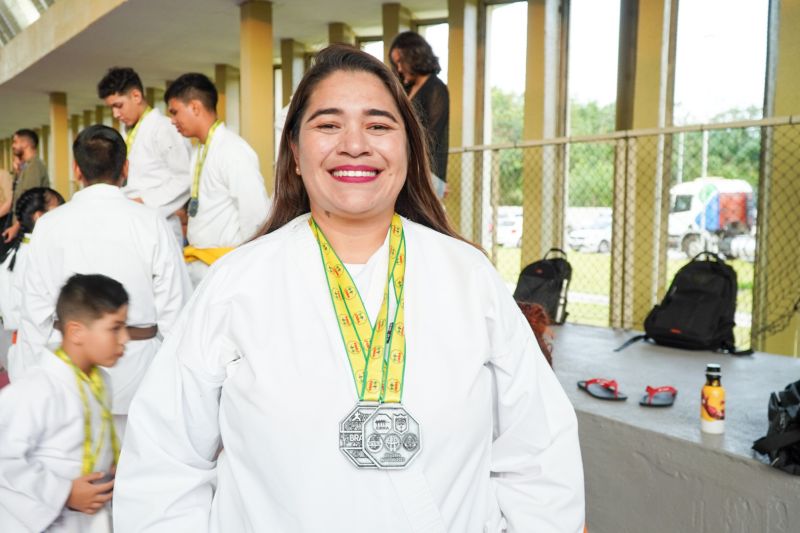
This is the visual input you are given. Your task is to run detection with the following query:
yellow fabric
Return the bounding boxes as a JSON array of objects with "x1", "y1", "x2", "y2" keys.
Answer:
[
  {"x1": 183, "y1": 245, "x2": 234, "y2": 265},
  {"x1": 310, "y1": 214, "x2": 407, "y2": 403}
]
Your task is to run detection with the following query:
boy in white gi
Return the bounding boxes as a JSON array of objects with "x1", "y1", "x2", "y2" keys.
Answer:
[
  {"x1": 98, "y1": 67, "x2": 192, "y2": 245},
  {"x1": 17, "y1": 125, "x2": 190, "y2": 436},
  {"x1": 165, "y1": 72, "x2": 270, "y2": 286},
  {"x1": 0, "y1": 273, "x2": 128, "y2": 532}
]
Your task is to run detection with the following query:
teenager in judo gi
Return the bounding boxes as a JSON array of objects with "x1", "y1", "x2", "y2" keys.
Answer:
[
  {"x1": 164, "y1": 73, "x2": 271, "y2": 285},
  {"x1": 115, "y1": 45, "x2": 585, "y2": 532},
  {"x1": 98, "y1": 67, "x2": 192, "y2": 246},
  {"x1": 0, "y1": 187, "x2": 64, "y2": 378},
  {"x1": 17, "y1": 125, "x2": 191, "y2": 436},
  {"x1": 0, "y1": 273, "x2": 129, "y2": 532}
]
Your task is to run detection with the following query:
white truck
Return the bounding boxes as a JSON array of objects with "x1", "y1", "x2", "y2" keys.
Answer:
[{"x1": 668, "y1": 177, "x2": 755, "y2": 260}]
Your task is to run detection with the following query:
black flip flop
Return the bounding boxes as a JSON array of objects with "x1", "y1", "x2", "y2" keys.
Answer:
[
  {"x1": 639, "y1": 385, "x2": 677, "y2": 407},
  {"x1": 577, "y1": 378, "x2": 627, "y2": 401}
]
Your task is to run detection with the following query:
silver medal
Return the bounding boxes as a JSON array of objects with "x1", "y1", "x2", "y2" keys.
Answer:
[
  {"x1": 339, "y1": 402, "x2": 379, "y2": 468},
  {"x1": 362, "y1": 404, "x2": 421, "y2": 469},
  {"x1": 188, "y1": 198, "x2": 199, "y2": 217}
]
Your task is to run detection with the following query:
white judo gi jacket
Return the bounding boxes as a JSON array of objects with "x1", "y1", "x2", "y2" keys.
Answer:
[
  {"x1": 17, "y1": 184, "x2": 191, "y2": 413},
  {"x1": 114, "y1": 214, "x2": 585, "y2": 532},
  {"x1": 0, "y1": 349, "x2": 115, "y2": 533},
  {"x1": 123, "y1": 108, "x2": 192, "y2": 243},
  {"x1": 185, "y1": 122, "x2": 270, "y2": 249}
]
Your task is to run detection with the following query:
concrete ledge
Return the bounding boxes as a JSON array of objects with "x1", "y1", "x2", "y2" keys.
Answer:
[{"x1": 551, "y1": 324, "x2": 800, "y2": 532}]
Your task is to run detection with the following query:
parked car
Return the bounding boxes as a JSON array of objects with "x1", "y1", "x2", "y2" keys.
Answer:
[
  {"x1": 567, "y1": 215, "x2": 612, "y2": 253},
  {"x1": 496, "y1": 212, "x2": 523, "y2": 247}
]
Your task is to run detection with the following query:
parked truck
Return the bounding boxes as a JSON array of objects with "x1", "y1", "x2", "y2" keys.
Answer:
[{"x1": 668, "y1": 177, "x2": 755, "y2": 259}]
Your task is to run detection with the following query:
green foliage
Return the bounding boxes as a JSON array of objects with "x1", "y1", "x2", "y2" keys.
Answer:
[{"x1": 568, "y1": 100, "x2": 616, "y2": 206}]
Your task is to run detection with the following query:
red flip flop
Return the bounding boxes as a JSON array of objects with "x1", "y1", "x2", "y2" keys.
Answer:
[
  {"x1": 640, "y1": 385, "x2": 677, "y2": 407},
  {"x1": 577, "y1": 378, "x2": 627, "y2": 401}
]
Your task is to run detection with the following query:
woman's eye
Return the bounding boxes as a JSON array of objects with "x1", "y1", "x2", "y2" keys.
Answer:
[{"x1": 368, "y1": 124, "x2": 391, "y2": 131}]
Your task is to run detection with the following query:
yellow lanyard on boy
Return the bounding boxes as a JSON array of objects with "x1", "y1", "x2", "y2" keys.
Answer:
[
  {"x1": 188, "y1": 120, "x2": 222, "y2": 217},
  {"x1": 54, "y1": 348, "x2": 120, "y2": 475},
  {"x1": 310, "y1": 214, "x2": 407, "y2": 403},
  {"x1": 125, "y1": 106, "x2": 153, "y2": 154}
]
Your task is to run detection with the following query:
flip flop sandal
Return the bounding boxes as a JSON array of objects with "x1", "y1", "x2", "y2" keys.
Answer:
[
  {"x1": 577, "y1": 378, "x2": 627, "y2": 401},
  {"x1": 639, "y1": 385, "x2": 677, "y2": 407}
]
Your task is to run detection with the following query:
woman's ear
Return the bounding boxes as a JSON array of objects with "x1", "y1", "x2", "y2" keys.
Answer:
[
  {"x1": 32, "y1": 210, "x2": 45, "y2": 223},
  {"x1": 290, "y1": 141, "x2": 301, "y2": 173}
]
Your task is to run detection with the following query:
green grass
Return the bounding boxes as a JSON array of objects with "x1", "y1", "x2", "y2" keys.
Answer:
[{"x1": 493, "y1": 246, "x2": 754, "y2": 345}]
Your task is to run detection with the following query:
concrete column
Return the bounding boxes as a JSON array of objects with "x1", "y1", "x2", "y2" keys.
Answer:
[
  {"x1": 49, "y1": 92, "x2": 70, "y2": 197},
  {"x1": 40, "y1": 125, "x2": 50, "y2": 166},
  {"x1": 214, "y1": 65, "x2": 230, "y2": 123},
  {"x1": 329, "y1": 22, "x2": 356, "y2": 45},
  {"x1": 95, "y1": 105, "x2": 105, "y2": 125},
  {"x1": 280, "y1": 39, "x2": 306, "y2": 106},
  {"x1": 610, "y1": 0, "x2": 677, "y2": 328},
  {"x1": 753, "y1": 0, "x2": 800, "y2": 356},
  {"x1": 240, "y1": 0, "x2": 274, "y2": 191},
  {"x1": 145, "y1": 87, "x2": 165, "y2": 114},
  {"x1": 83, "y1": 110, "x2": 93, "y2": 129},
  {"x1": 520, "y1": 0, "x2": 569, "y2": 266},
  {"x1": 383, "y1": 3, "x2": 412, "y2": 65},
  {"x1": 446, "y1": 0, "x2": 479, "y2": 238}
]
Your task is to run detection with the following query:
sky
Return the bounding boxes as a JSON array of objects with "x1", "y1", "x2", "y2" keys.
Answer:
[{"x1": 464, "y1": 0, "x2": 768, "y2": 126}]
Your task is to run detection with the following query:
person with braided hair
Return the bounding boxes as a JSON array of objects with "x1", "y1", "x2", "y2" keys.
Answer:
[{"x1": 0, "y1": 187, "x2": 64, "y2": 376}]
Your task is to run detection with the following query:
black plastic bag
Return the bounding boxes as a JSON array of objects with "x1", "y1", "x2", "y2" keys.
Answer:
[{"x1": 753, "y1": 379, "x2": 800, "y2": 475}]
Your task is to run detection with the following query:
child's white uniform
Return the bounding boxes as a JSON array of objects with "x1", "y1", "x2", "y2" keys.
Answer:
[
  {"x1": 0, "y1": 234, "x2": 31, "y2": 374},
  {"x1": 0, "y1": 349, "x2": 114, "y2": 532}
]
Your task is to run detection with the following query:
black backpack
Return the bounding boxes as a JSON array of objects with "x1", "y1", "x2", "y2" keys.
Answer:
[
  {"x1": 513, "y1": 248, "x2": 571, "y2": 324},
  {"x1": 616, "y1": 252, "x2": 752, "y2": 355},
  {"x1": 753, "y1": 379, "x2": 800, "y2": 475}
]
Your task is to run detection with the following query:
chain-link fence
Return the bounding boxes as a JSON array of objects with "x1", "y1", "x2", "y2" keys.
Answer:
[{"x1": 447, "y1": 118, "x2": 800, "y2": 350}]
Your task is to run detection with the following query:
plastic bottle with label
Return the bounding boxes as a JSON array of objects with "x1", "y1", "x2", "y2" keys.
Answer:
[{"x1": 701, "y1": 363, "x2": 725, "y2": 434}]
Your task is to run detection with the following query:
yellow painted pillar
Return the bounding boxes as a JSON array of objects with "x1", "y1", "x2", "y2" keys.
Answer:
[
  {"x1": 49, "y1": 93, "x2": 70, "y2": 197},
  {"x1": 41, "y1": 125, "x2": 50, "y2": 167},
  {"x1": 383, "y1": 3, "x2": 412, "y2": 65},
  {"x1": 95, "y1": 105, "x2": 105, "y2": 125},
  {"x1": 446, "y1": 0, "x2": 479, "y2": 239},
  {"x1": 214, "y1": 65, "x2": 230, "y2": 123},
  {"x1": 280, "y1": 39, "x2": 306, "y2": 107},
  {"x1": 145, "y1": 87, "x2": 165, "y2": 114},
  {"x1": 83, "y1": 110, "x2": 93, "y2": 129},
  {"x1": 329, "y1": 22, "x2": 356, "y2": 45},
  {"x1": 70, "y1": 114, "x2": 81, "y2": 191},
  {"x1": 1, "y1": 139, "x2": 8, "y2": 170},
  {"x1": 240, "y1": 0, "x2": 274, "y2": 192},
  {"x1": 611, "y1": 0, "x2": 677, "y2": 328},
  {"x1": 753, "y1": 0, "x2": 800, "y2": 356}
]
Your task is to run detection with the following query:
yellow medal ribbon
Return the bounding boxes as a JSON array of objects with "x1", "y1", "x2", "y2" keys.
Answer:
[
  {"x1": 54, "y1": 348, "x2": 120, "y2": 475},
  {"x1": 190, "y1": 120, "x2": 222, "y2": 209},
  {"x1": 310, "y1": 214, "x2": 407, "y2": 403},
  {"x1": 124, "y1": 106, "x2": 153, "y2": 155}
]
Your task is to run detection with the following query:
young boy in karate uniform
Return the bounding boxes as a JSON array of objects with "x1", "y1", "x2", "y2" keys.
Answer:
[
  {"x1": 165, "y1": 73, "x2": 270, "y2": 286},
  {"x1": 98, "y1": 67, "x2": 192, "y2": 246},
  {"x1": 0, "y1": 273, "x2": 129, "y2": 532},
  {"x1": 17, "y1": 125, "x2": 190, "y2": 435}
]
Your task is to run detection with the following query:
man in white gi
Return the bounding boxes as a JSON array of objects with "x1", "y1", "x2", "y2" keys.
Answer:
[
  {"x1": 165, "y1": 72, "x2": 270, "y2": 286},
  {"x1": 98, "y1": 67, "x2": 192, "y2": 245},
  {"x1": 17, "y1": 125, "x2": 191, "y2": 436}
]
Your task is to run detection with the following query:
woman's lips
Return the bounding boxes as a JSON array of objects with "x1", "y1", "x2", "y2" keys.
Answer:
[{"x1": 330, "y1": 166, "x2": 381, "y2": 183}]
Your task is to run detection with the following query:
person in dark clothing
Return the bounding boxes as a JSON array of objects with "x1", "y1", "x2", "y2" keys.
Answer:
[{"x1": 389, "y1": 31, "x2": 449, "y2": 199}]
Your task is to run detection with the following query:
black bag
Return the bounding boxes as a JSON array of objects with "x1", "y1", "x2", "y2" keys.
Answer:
[
  {"x1": 513, "y1": 248, "x2": 571, "y2": 324},
  {"x1": 753, "y1": 380, "x2": 800, "y2": 475},
  {"x1": 616, "y1": 252, "x2": 751, "y2": 355}
]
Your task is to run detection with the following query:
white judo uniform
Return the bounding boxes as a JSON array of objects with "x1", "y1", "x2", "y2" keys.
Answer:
[
  {"x1": 17, "y1": 184, "x2": 191, "y2": 414},
  {"x1": 185, "y1": 122, "x2": 270, "y2": 285},
  {"x1": 0, "y1": 235, "x2": 31, "y2": 377},
  {"x1": 0, "y1": 349, "x2": 115, "y2": 533},
  {"x1": 123, "y1": 107, "x2": 192, "y2": 244},
  {"x1": 115, "y1": 215, "x2": 585, "y2": 532}
]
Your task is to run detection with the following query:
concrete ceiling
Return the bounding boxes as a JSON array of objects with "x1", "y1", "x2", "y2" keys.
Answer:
[{"x1": 0, "y1": 0, "x2": 447, "y2": 138}]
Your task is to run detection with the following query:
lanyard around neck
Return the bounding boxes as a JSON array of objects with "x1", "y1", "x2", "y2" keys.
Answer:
[
  {"x1": 191, "y1": 120, "x2": 222, "y2": 204},
  {"x1": 53, "y1": 348, "x2": 120, "y2": 474},
  {"x1": 125, "y1": 106, "x2": 153, "y2": 154},
  {"x1": 310, "y1": 215, "x2": 408, "y2": 403}
]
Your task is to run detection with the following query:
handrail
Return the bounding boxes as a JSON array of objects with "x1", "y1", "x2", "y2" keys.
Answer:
[{"x1": 448, "y1": 114, "x2": 799, "y2": 153}]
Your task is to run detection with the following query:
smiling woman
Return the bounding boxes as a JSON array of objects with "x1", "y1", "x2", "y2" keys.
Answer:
[{"x1": 114, "y1": 45, "x2": 585, "y2": 533}]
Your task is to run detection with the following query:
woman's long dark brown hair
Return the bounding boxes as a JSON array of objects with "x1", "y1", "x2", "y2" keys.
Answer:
[{"x1": 259, "y1": 44, "x2": 462, "y2": 241}]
